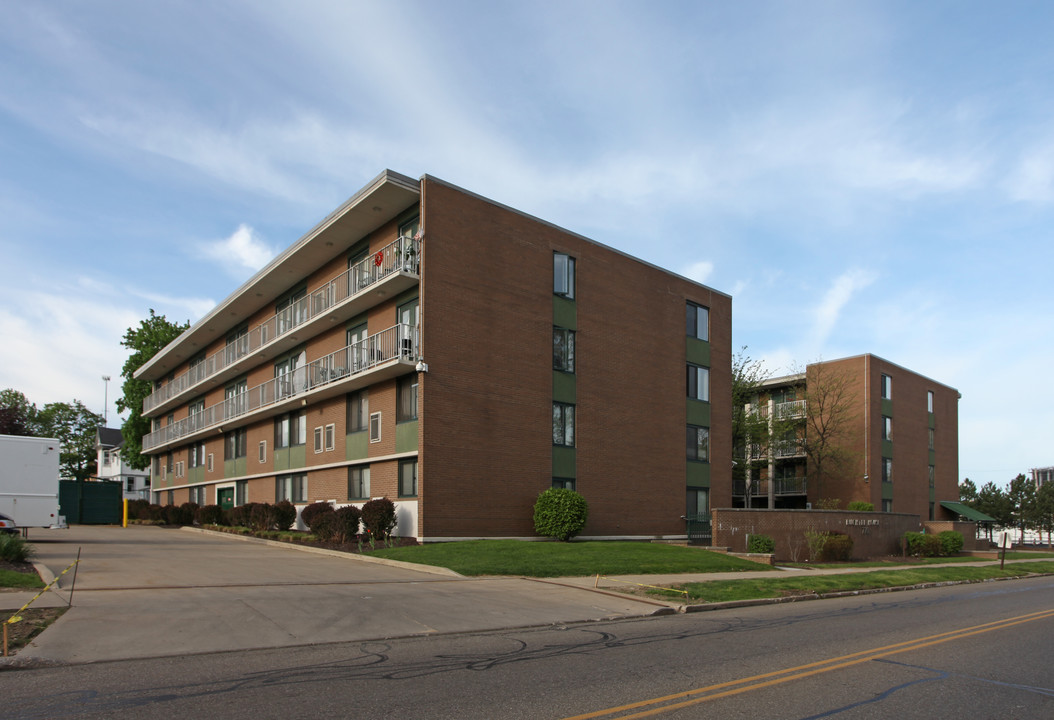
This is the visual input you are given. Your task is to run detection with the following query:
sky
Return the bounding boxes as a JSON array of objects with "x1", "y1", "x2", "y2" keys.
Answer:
[{"x1": 1, "y1": 0, "x2": 1052, "y2": 490}]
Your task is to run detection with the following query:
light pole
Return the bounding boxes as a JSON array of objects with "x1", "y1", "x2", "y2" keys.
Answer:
[{"x1": 102, "y1": 375, "x2": 111, "y2": 426}]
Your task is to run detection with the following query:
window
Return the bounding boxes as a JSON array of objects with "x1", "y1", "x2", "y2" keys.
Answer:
[
  {"x1": 166, "y1": 452, "x2": 173, "y2": 476},
  {"x1": 928, "y1": 465, "x2": 935, "y2": 488},
  {"x1": 225, "y1": 326, "x2": 249, "y2": 364},
  {"x1": 188, "y1": 398, "x2": 205, "y2": 432},
  {"x1": 235, "y1": 479, "x2": 247, "y2": 506},
  {"x1": 225, "y1": 428, "x2": 246, "y2": 460},
  {"x1": 929, "y1": 502, "x2": 935, "y2": 521},
  {"x1": 553, "y1": 327, "x2": 575, "y2": 373},
  {"x1": 189, "y1": 440, "x2": 206, "y2": 468},
  {"x1": 347, "y1": 390, "x2": 369, "y2": 433},
  {"x1": 882, "y1": 416, "x2": 892, "y2": 441},
  {"x1": 397, "y1": 299, "x2": 419, "y2": 359},
  {"x1": 175, "y1": 460, "x2": 184, "y2": 478},
  {"x1": 126, "y1": 477, "x2": 135, "y2": 492},
  {"x1": 552, "y1": 477, "x2": 576, "y2": 490},
  {"x1": 880, "y1": 374, "x2": 892, "y2": 400},
  {"x1": 167, "y1": 490, "x2": 174, "y2": 506},
  {"x1": 325, "y1": 424, "x2": 335, "y2": 452},
  {"x1": 687, "y1": 425, "x2": 709, "y2": 462},
  {"x1": 369, "y1": 412, "x2": 382, "y2": 443},
  {"x1": 687, "y1": 364, "x2": 710, "y2": 402},
  {"x1": 686, "y1": 302, "x2": 708, "y2": 341},
  {"x1": 274, "y1": 350, "x2": 304, "y2": 400},
  {"x1": 189, "y1": 486, "x2": 206, "y2": 505},
  {"x1": 553, "y1": 252, "x2": 575, "y2": 298},
  {"x1": 274, "y1": 412, "x2": 307, "y2": 449},
  {"x1": 224, "y1": 379, "x2": 248, "y2": 419},
  {"x1": 276, "y1": 473, "x2": 307, "y2": 503},
  {"x1": 313, "y1": 426, "x2": 323, "y2": 454},
  {"x1": 927, "y1": 390, "x2": 934, "y2": 413},
  {"x1": 258, "y1": 440, "x2": 267, "y2": 464},
  {"x1": 882, "y1": 499, "x2": 893, "y2": 513},
  {"x1": 882, "y1": 457, "x2": 892, "y2": 484},
  {"x1": 207, "y1": 453, "x2": 214, "y2": 472},
  {"x1": 397, "y1": 375, "x2": 418, "y2": 422},
  {"x1": 347, "y1": 323, "x2": 368, "y2": 371},
  {"x1": 928, "y1": 428, "x2": 935, "y2": 451},
  {"x1": 276, "y1": 286, "x2": 308, "y2": 335},
  {"x1": 399, "y1": 459, "x2": 418, "y2": 497},
  {"x1": 348, "y1": 465, "x2": 370, "y2": 500},
  {"x1": 552, "y1": 402, "x2": 575, "y2": 447},
  {"x1": 686, "y1": 488, "x2": 709, "y2": 517}
]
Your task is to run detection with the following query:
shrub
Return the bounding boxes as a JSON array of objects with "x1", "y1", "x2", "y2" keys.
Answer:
[
  {"x1": 938, "y1": 530, "x2": 964, "y2": 556},
  {"x1": 815, "y1": 498, "x2": 841, "y2": 510},
  {"x1": 274, "y1": 500, "x2": 297, "y2": 531},
  {"x1": 179, "y1": 502, "x2": 199, "y2": 525},
  {"x1": 147, "y1": 504, "x2": 166, "y2": 522},
  {"x1": 226, "y1": 504, "x2": 251, "y2": 528},
  {"x1": 127, "y1": 499, "x2": 152, "y2": 520},
  {"x1": 361, "y1": 498, "x2": 398, "y2": 539},
  {"x1": 533, "y1": 488, "x2": 589, "y2": 541},
  {"x1": 196, "y1": 504, "x2": 225, "y2": 526},
  {"x1": 332, "y1": 505, "x2": 363, "y2": 543},
  {"x1": 805, "y1": 530, "x2": 853, "y2": 562},
  {"x1": 0, "y1": 533, "x2": 35, "y2": 563},
  {"x1": 311, "y1": 512, "x2": 339, "y2": 542},
  {"x1": 747, "y1": 534, "x2": 775, "y2": 554},
  {"x1": 163, "y1": 504, "x2": 183, "y2": 525},
  {"x1": 300, "y1": 502, "x2": 334, "y2": 531},
  {"x1": 904, "y1": 531, "x2": 943, "y2": 557},
  {"x1": 248, "y1": 502, "x2": 277, "y2": 532},
  {"x1": 847, "y1": 501, "x2": 874, "y2": 512}
]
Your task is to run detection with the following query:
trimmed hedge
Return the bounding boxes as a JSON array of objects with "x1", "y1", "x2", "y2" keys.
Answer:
[
  {"x1": 939, "y1": 530, "x2": 964, "y2": 555},
  {"x1": 747, "y1": 534, "x2": 775, "y2": 554},
  {"x1": 847, "y1": 501, "x2": 874, "y2": 512},
  {"x1": 361, "y1": 498, "x2": 397, "y2": 539},
  {"x1": 274, "y1": 500, "x2": 297, "y2": 531},
  {"x1": 533, "y1": 488, "x2": 589, "y2": 541}
]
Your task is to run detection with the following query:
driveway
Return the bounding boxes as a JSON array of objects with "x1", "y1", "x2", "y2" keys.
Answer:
[{"x1": 5, "y1": 525, "x2": 670, "y2": 665}]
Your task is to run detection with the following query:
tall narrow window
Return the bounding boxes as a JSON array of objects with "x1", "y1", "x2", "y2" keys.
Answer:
[
  {"x1": 258, "y1": 441, "x2": 267, "y2": 464},
  {"x1": 881, "y1": 374, "x2": 892, "y2": 400},
  {"x1": 224, "y1": 379, "x2": 248, "y2": 419},
  {"x1": 313, "y1": 426, "x2": 323, "y2": 454},
  {"x1": 347, "y1": 390, "x2": 369, "y2": 433},
  {"x1": 399, "y1": 459, "x2": 418, "y2": 498},
  {"x1": 687, "y1": 364, "x2": 710, "y2": 402},
  {"x1": 225, "y1": 326, "x2": 249, "y2": 365},
  {"x1": 347, "y1": 323, "x2": 368, "y2": 371},
  {"x1": 553, "y1": 327, "x2": 575, "y2": 373},
  {"x1": 928, "y1": 428, "x2": 935, "y2": 451},
  {"x1": 397, "y1": 375, "x2": 418, "y2": 422},
  {"x1": 225, "y1": 428, "x2": 246, "y2": 460},
  {"x1": 928, "y1": 465, "x2": 935, "y2": 488},
  {"x1": 552, "y1": 402, "x2": 575, "y2": 447},
  {"x1": 687, "y1": 425, "x2": 709, "y2": 462},
  {"x1": 686, "y1": 302, "x2": 708, "y2": 341},
  {"x1": 882, "y1": 416, "x2": 892, "y2": 441},
  {"x1": 398, "y1": 298, "x2": 419, "y2": 359},
  {"x1": 554, "y1": 252, "x2": 575, "y2": 298},
  {"x1": 324, "y1": 424, "x2": 335, "y2": 452},
  {"x1": 882, "y1": 457, "x2": 892, "y2": 484},
  {"x1": 927, "y1": 390, "x2": 934, "y2": 413},
  {"x1": 369, "y1": 412, "x2": 382, "y2": 443}
]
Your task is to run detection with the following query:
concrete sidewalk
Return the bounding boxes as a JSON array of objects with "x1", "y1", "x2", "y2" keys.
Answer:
[{"x1": 2, "y1": 526, "x2": 1044, "y2": 668}]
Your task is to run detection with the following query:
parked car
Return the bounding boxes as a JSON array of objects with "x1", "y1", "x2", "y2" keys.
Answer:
[{"x1": 0, "y1": 512, "x2": 17, "y2": 535}]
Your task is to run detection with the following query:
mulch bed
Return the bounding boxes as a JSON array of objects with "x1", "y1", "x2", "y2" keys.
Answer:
[{"x1": 1, "y1": 561, "x2": 67, "y2": 657}]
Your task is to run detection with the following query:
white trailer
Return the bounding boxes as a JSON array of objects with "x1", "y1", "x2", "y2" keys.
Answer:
[{"x1": 0, "y1": 434, "x2": 67, "y2": 532}]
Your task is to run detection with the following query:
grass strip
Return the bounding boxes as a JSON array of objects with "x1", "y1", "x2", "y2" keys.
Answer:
[
  {"x1": 653, "y1": 561, "x2": 1054, "y2": 603},
  {"x1": 369, "y1": 539, "x2": 773, "y2": 577},
  {"x1": 0, "y1": 568, "x2": 45, "y2": 590}
]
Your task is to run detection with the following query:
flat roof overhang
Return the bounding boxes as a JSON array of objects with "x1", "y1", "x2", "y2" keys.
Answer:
[{"x1": 135, "y1": 169, "x2": 420, "y2": 382}]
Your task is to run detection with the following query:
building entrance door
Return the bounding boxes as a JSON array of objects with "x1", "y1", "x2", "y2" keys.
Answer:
[{"x1": 218, "y1": 487, "x2": 234, "y2": 510}]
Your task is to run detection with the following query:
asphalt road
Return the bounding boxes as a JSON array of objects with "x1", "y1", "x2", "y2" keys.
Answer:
[{"x1": 4, "y1": 575, "x2": 1052, "y2": 719}]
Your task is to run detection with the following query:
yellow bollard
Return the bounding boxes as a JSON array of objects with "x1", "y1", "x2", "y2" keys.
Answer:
[{"x1": 123, "y1": 498, "x2": 128, "y2": 528}]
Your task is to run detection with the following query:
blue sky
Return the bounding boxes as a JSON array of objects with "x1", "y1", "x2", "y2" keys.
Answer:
[{"x1": 1, "y1": 1, "x2": 1052, "y2": 489}]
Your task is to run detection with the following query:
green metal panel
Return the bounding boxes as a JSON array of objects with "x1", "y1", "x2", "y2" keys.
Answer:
[
  {"x1": 59, "y1": 480, "x2": 121, "y2": 524},
  {"x1": 552, "y1": 446, "x2": 576, "y2": 478},
  {"x1": 686, "y1": 462, "x2": 711, "y2": 488},
  {"x1": 928, "y1": 413, "x2": 935, "y2": 429},
  {"x1": 881, "y1": 483, "x2": 894, "y2": 500},
  {"x1": 686, "y1": 399, "x2": 711, "y2": 426},
  {"x1": 396, "y1": 420, "x2": 419, "y2": 453},
  {"x1": 188, "y1": 466, "x2": 204, "y2": 484},
  {"x1": 224, "y1": 458, "x2": 248, "y2": 478},
  {"x1": 553, "y1": 371, "x2": 576, "y2": 404},
  {"x1": 553, "y1": 296, "x2": 577, "y2": 330},
  {"x1": 58, "y1": 481, "x2": 81, "y2": 523},
  {"x1": 218, "y1": 488, "x2": 234, "y2": 510},
  {"x1": 929, "y1": 450, "x2": 936, "y2": 465},
  {"x1": 881, "y1": 440, "x2": 893, "y2": 457},
  {"x1": 881, "y1": 399, "x2": 894, "y2": 416},
  {"x1": 287, "y1": 447, "x2": 305, "y2": 469},
  {"x1": 273, "y1": 448, "x2": 290, "y2": 472},
  {"x1": 686, "y1": 337, "x2": 710, "y2": 366},
  {"x1": 346, "y1": 432, "x2": 368, "y2": 460}
]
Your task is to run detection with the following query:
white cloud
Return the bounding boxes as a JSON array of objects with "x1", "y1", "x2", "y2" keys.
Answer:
[
  {"x1": 682, "y1": 261, "x2": 715, "y2": 284},
  {"x1": 199, "y1": 225, "x2": 276, "y2": 277},
  {"x1": 810, "y1": 269, "x2": 877, "y2": 348},
  {"x1": 1004, "y1": 143, "x2": 1054, "y2": 203}
]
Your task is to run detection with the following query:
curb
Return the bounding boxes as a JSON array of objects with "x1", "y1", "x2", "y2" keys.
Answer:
[{"x1": 179, "y1": 526, "x2": 464, "y2": 578}]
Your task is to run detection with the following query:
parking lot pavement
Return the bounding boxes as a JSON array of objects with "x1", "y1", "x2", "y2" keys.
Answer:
[{"x1": 4, "y1": 526, "x2": 669, "y2": 666}]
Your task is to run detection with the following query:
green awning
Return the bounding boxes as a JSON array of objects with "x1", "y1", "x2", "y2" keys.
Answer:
[{"x1": 940, "y1": 501, "x2": 997, "y2": 523}]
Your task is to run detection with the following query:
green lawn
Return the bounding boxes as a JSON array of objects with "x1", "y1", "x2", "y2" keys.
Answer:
[
  {"x1": 369, "y1": 540, "x2": 774, "y2": 577},
  {"x1": 1004, "y1": 551, "x2": 1054, "y2": 559},
  {"x1": 0, "y1": 568, "x2": 45, "y2": 590},
  {"x1": 654, "y1": 561, "x2": 1054, "y2": 603},
  {"x1": 784, "y1": 556, "x2": 986, "y2": 569}
]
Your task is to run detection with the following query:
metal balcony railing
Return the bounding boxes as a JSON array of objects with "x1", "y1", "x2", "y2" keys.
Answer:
[
  {"x1": 773, "y1": 399, "x2": 807, "y2": 420},
  {"x1": 774, "y1": 438, "x2": 807, "y2": 458},
  {"x1": 142, "y1": 323, "x2": 417, "y2": 452},
  {"x1": 143, "y1": 235, "x2": 421, "y2": 415},
  {"x1": 733, "y1": 476, "x2": 807, "y2": 496}
]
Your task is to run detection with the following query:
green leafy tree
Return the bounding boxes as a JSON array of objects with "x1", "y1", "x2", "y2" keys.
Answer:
[
  {"x1": 1034, "y1": 482, "x2": 1054, "y2": 548},
  {"x1": 0, "y1": 389, "x2": 40, "y2": 436},
  {"x1": 36, "y1": 400, "x2": 102, "y2": 480},
  {"x1": 732, "y1": 348, "x2": 772, "y2": 505},
  {"x1": 116, "y1": 310, "x2": 189, "y2": 470},
  {"x1": 958, "y1": 478, "x2": 978, "y2": 505},
  {"x1": 1007, "y1": 473, "x2": 1037, "y2": 544},
  {"x1": 975, "y1": 481, "x2": 1013, "y2": 540}
]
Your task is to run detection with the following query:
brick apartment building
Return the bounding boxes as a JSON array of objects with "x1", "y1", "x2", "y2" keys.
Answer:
[
  {"x1": 134, "y1": 170, "x2": 732, "y2": 540},
  {"x1": 738, "y1": 355, "x2": 960, "y2": 521}
]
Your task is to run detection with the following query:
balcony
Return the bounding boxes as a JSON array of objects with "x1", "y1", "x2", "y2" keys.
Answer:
[
  {"x1": 733, "y1": 476, "x2": 807, "y2": 497},
  {"x1": 142, "y1": 323, "x2": 418, "y2": 453},
  {"x1": 773, "y1": 399, "x2": 806, "y2": 420},
  {"x1": 774, "y1": 438, "x2": 807, "y2": 458},
  {"x1": 142, "y1": 235, "x2": 421, "y2": 416}
]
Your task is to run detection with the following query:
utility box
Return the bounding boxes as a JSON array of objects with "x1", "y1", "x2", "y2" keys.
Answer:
[{"x1": 0, "y1": 433, "x2": 67, "y2": 530}]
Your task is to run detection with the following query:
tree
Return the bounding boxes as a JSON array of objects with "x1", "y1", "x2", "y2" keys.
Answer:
[
  {"x1": 802, "y1": 361, "x2": 858, "y2": 503},
  {"x1": 1007, "y1": 473, "x2": 1037, "y2": 544},
  {"x1": 0, "y1": 389, "x2": 39, "y2": 436},
  {"x1": 1034, "y1": 482, "x2": 1054, "y2": 548},
  {"x1": 731, "y1": 348, "x2": 772, "y2": 505},
  {"x1": 959, "y1": 478, "x2": 978, "y2": 505},
  {"x1": 36, "y1": 400, "x2": 102, "y2": 480},
  {"x1": 116, "y1": 310, "x2": 190, "y2": 470},
  {"x1": 975, "y1": 481, "x2": 1013, "y2": 540}
]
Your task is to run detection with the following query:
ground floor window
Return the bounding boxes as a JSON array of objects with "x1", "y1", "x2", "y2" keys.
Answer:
[
  {"x1": 687, "y1": 488, "x2": 709, "y2": 517},
  {"x1": 399, "y1": 459, "x2": 418, "y2": 497},
  {"x1": 236, "y1": 480, "x2": 248, "y2": 506},
  {"x1": 276, "y1": 473, "x2": 307, "y2": 503},
  {"x1": 189, "y1": 486, "x2": 206, "y2": 505},
  {"x1": 882, "y1": 499, "x2": 893, "y2": 513},
  {"x1": 552, "y1": 477, "x2": 575, "y2": 490},
  {"x1": 349, "y1": 465, "x2": 370, "y2": 500}
]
